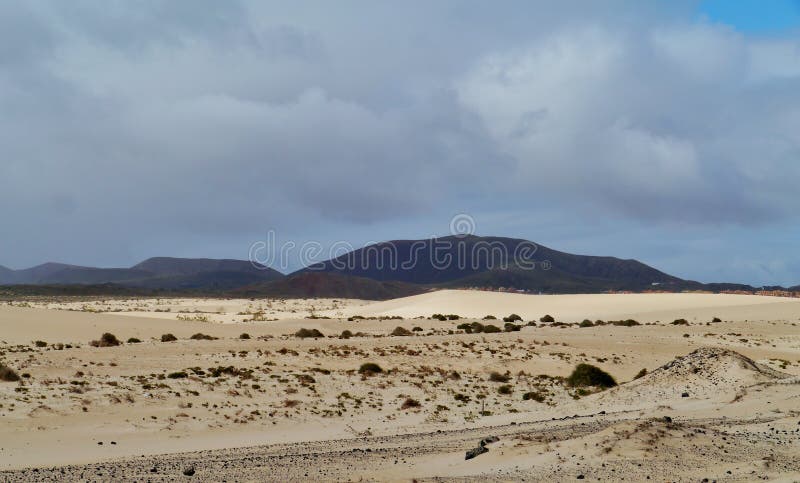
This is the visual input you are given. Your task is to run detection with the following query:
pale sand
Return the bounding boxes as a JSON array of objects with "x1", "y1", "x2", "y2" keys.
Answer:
[
  {"x1": 328, "y1": 289, "x2": 800, "y2": 322},
  {"x1": 0, "y1": 292, "x2": 798, "y2": 480}
]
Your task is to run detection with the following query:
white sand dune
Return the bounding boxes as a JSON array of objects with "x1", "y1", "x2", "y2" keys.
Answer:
[{"x1": 328, "y1": 289, "x2": 800, "y2": 322}]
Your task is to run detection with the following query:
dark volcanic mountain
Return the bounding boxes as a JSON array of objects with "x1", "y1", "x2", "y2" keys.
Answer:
[
  {"x1": 0, "y1": 237, "x2": 769, "y2": 297},
  {"x1": 0, "y1": 257, "x2": 283, "y2": 290},
  {"x1": 299, "y1": 235, "x2": 683, "y2": 293}
]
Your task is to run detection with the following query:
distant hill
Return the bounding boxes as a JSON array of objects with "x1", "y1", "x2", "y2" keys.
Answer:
[
  {"x1": 234, "y1": 272, "x2": 427, "y2": 300},
  {"x1": 0, "y1": 238, "x2": 784, "y2": 297},
  {"x1": 299, "y1": 235, "x2": 682, "y2": 293},
  {"x1": 132, "y1": 257, "x2": 276, "y2": 278},
  {"x1": 0, "y1": 257, "x2": 283, "y2": 290}
]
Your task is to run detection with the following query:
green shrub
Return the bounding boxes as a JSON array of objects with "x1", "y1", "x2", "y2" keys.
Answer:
[
  {"x1": 400, "y1": 397, "x2": 421, "y2": 409},
  {"x1": 712, "y1": 317, "x2": 722, "y2": 323},
  {"x1": 504, "y1": 323, "x2": 521, "y2": 332},
  {"x1": 503, "y1": 314, "x2": 522, "y2": 322},
  {"x1": 340, "y1": 330, "x2": 353, "y2": 339},
  {"x1": 633, "y1": 368, "x2": 647, "y2": 380},
  {"x1": 239, "y1": 333, "x2": 251, "y2": 340},
  {"x1": 126, "y1": 337, "x2": 142, "y2": 344},
  {"x1": 358, "y1": 363, "x2": 383, "y2": 374},
  {"x1": 610, "y1": 319, "x2": 639, "y2": 327},
  {"x1": 34, "y1": 340, "x2": 47, "y2": 348},
  {"x1": 522, "y1": 391, "x2": 546, "y2": 402},
  {"x1": 91, "y1": 333, "x2": 121, "y2": 347},
  {"x1": 446, "y1": 314, "x2": 460, "y2": 320},
  {"x1": 482, "y1": 315, "x2": 497, "y2": 320},
  {"x1": 671, "y1": 319, "x2": 689, "y2": 326},
  {"x1": 566, "y1": 364, "x2": 617, "y2": 388},
  {"x1": 488, "y1": 371, "x2": 511, "y2": 383},
  {"x1": 390, "y1": 326, "x2": 412, "y2": 336},
  {"x1": 482, "y1": 324, "x2": 501, "y2": 333},
  {"x1": 497, "y1": 384, "x2": 513, "y2": 395},
  {"x1": 161, "y1": 333, "x2": 178, "y2": 342},
  {"x1": 295, "y1": 328, "x2": 324, "y2": 338},
  {"x1": 579, "y1": 319, "x2": 594, "y2": 328},
  {"x1": 167, "y1": 371, "x2": 188, "y2": 379},
  {"x1": 431, "y1": 313, "x2": 447, "y2": 321},
  {"x1": 190, "y1": 333, "x2": 218, "y2": 340},
  {"x1": 0, "y1": 363, "x2": 20, "y2": 382},
  {"x1": 539, "y1": 314, "x2": 555, "y2": 323}
]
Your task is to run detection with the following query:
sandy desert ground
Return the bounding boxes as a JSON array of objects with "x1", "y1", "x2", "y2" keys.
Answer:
[{"x1": 1, "y1": 290, "x2": 799, "y2": 481}]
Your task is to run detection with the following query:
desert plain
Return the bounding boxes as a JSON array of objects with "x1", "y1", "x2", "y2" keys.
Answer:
[{"x1": 0, "y1": 290, "x2": 799, "y2": 481}]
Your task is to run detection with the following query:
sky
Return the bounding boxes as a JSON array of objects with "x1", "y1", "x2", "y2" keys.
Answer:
[{"x1": 1, "y1": 1, "x2": 800, "y2": 286}]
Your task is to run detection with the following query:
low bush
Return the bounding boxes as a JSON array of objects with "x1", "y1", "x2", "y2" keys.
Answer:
[
  {"x1": 34, "y1": 340, "x2": 47, "y2": 348},
  {"x1": 504, "y1": 323, "x2": 521, "y2": 332},
  {"x1": 167, "y1": 371, "x2": 188, "y2": 379},
  {"x1": 0, "y1": 363, "x2": 20, "y2": 382},
  {"x1": 488, "y1": 371, "x2": 511, "y2": 383},
  {"x1": 358, "y1": 362, "x2": 383, "y2": 375},
  {"x1": 239, "y1": 333, "x2": 251, "y2": 340},
  {"x1": 633, "y1": 368, "x2": 648, "y2": 380},
  {"x1": 579, "y1": 319, "x2": 594, "y2": 328},
  {"x1": 161, "y1": 333, "x2": 178, "y2": 342},
  {"x1": 497, "y1": 384, "x2": 513, "y2": 395},
  {"x1": 190, "y1": 333, "x2": 218, "y2": 340},
  {"x1": 566, "y1": 364, "x2": 617, "y2": 388},
  {"x1": 295, "y1": 328, "x2": 324, "y2": 338},
  {"x1": 431, "y1": 314, "x2": 447, "y2": 321},
  {"x1": 610, "y1": 319, "x2": 639, "y2": 327},
  {"x1": 390, "y1": 326, "x2": 412, "y2": 336},
  {"x1": 539, "y1": 314, "x2": 555, "y2": 323},
  {"x1": 340, "y1": 330, "x2": 353, "y2": 339},
  {"x1": 712, "y1": 317, "x2": 722, "y2": 323},
  {"x1": 126, "y1": 337, "x2": 142, "y2": 344},
  {"x1": 522, "y1": 391, "x2": 546, "y2": 402},
  {"x1": 671, "y1": 318, "x2": 689, "y2": 326},
  {"x1": 400, "y1": 397, "x2": 421, "y2": 409},
  {"x1": 482, "y1": 324, "x2": 501, "y2": 333},
  {"x1": 503, "y1": 313, "x2": 522, "y2": 322},
  {"x1": 482, "y1": 315, "x2": 497, "y2": 320},
  {"x1": 91, "y1": 332, "x2": 121, "y2": 347}
]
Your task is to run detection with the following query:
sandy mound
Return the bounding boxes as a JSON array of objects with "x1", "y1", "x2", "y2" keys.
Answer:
[
  {"x1": 595, "y1": 347, "x2": 791, "y2": 406},
  {"x1": 640, "y1": 347, "x2": 789, "y2": 386}
]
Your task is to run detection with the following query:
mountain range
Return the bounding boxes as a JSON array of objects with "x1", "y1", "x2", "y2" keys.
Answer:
[
  {"x1": 0, "y1": 236, "x2": 776, "y2": 299},
  {"x1": 0, "y1": 257, "x2": 282, "y2": 291}
]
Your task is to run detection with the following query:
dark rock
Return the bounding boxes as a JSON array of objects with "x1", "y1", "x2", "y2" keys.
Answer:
[
  {"x1": 663, "y1": 416, "x2": 673, "y2": 423},
  {"x1": 479, "y1": 436, "x2": 499, "y2": 447},
  {"x1": 681, "y1": 392, "x2": 689, "y2": 397},
  {"x1": 465, "y1": 446, "x2": 489, "y2": 460},
  {"x1": 183, "y1": 466, "x2": 196, "y2": 477}
]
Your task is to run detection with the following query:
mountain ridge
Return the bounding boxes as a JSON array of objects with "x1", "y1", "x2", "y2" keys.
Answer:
[{"x1": 0, "y1": 236, "x2": 787, "y2": 297}]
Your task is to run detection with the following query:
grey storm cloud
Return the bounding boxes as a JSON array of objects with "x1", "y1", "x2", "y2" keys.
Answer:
[{"x1": 1, "y1": 1, "x2": 800, "y2": 284}]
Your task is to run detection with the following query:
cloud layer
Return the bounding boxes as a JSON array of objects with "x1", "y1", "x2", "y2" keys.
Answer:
[{"x1": 1, "y1": 1, "x2": 799, "y2": 284}]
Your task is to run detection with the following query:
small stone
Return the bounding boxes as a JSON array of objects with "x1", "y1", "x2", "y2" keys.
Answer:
[{"x1": 183, "y1": 466, "x2": 196, "y2": 477}]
